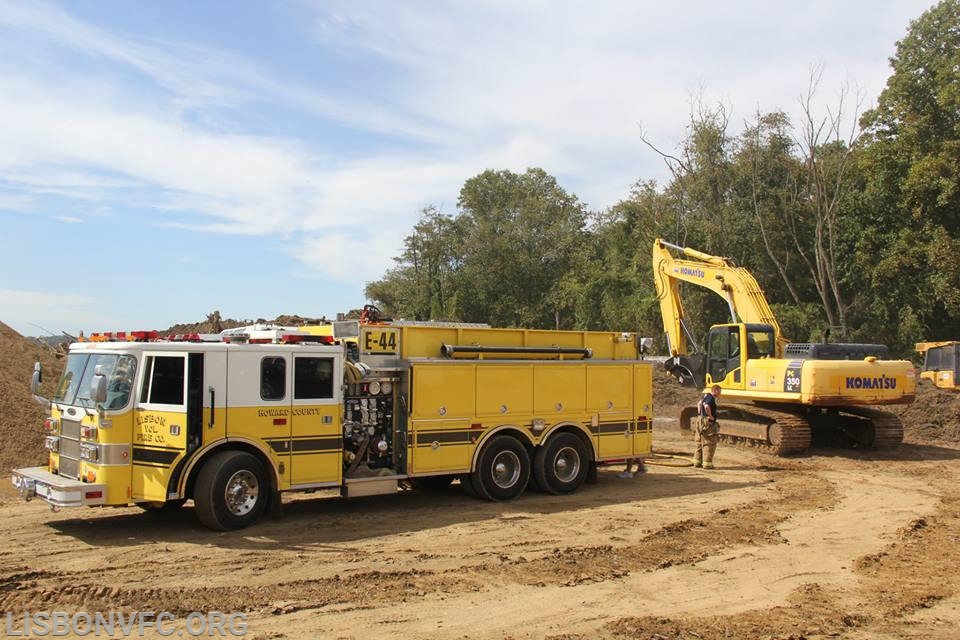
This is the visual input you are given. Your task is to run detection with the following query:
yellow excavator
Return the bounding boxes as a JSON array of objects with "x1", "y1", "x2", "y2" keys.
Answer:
[
  {"x1": 916, "y1": 341, "x2": 960, "y2": 391},
  {"x1": 653, "y1": 238, "x2": 916, "y2": 455}
]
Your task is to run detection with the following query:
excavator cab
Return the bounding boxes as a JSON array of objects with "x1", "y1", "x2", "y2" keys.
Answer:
[
  {"x1": 706, "y1": 324, "x2": 742, "y2": 385},
  {"x1": 705, "y1": 323, "x2": 777, "y2": 388},
  {"x1": 917, "y1": 341, "x2": 960, "y2": 391}
]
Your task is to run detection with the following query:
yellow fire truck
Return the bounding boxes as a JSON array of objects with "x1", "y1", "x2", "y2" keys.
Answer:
[{"x1": 12, "y1": 320, "x2": 653, "y2": 530}]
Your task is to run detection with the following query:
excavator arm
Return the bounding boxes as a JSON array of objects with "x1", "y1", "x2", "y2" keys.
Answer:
[{"x1": 652, "y1": 238, "x2": 788, "y2": 357}]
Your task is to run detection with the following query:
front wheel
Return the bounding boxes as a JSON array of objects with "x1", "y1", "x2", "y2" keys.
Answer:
[
  {"x1": 194, "y1": 451, "x2": 268, "y2": 531},
  {"x1": 533, "y1": 432, "x2": 589, "y2": 495},
  {"x1": 471, "y1": 435, "x2": 530, "y2": 501}
]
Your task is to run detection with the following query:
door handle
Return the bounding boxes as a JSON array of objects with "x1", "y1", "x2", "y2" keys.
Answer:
[{"x1": 208, "y1": 386, "x2": 215, "y2": 429}]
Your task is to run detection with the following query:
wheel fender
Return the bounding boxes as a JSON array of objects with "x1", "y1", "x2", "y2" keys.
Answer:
[
  {"x1": 539, "y1": 422, "x2": 597, "y2": 460},
  {"x1": 176, "y1": 437, "x2": 281, "y2": 498},
  {"x1": 469, "y1": 425, "x2": 534, "y2": 472}
]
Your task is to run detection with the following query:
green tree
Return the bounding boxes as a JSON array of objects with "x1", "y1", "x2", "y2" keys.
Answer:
[
  {"x1": 859, "y1": 0, "x2": 960, "y2": 349},
  {"x1": 455, "y1": 168, "x2": 589, "y2": 328},
  {"x1": 365, "y1": 207, "x2": 463, "y2": 320}
]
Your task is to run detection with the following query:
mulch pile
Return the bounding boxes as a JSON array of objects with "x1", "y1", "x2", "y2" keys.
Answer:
[{"x1": 0, "y1": 321, "x2": 64, "y2": 474}]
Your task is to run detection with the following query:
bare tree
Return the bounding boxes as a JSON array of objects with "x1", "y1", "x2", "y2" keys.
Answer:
[
  {"x1": 639, "y1": 93, "x2": 733, "y2": 249},
  {"x1": 791, "y1": 65, "x2": 865, "y2": 338}
]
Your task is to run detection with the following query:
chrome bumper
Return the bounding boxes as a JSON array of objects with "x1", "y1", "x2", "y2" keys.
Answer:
[{"x1": 11, "y1": 467, "x2": 106, "y2": 507}]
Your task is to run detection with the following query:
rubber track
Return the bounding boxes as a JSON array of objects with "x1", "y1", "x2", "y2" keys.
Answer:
[
  {"x1": 840, "y1": 406, "x2": 905, "y2": 449},
  {"x1": 718, "y1": 403, "x2": 812, "y2": 456}
]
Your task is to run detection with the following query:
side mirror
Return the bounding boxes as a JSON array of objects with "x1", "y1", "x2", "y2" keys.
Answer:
[
  {"x1": 91, "y1": 365, "x2": 108, "y2": 404},
  {"x1": 31, "y1": 361, "x2": 51, "y2": 407},
  {"x1": 639, "y1": 337, "x2": 654, "y2": 353},
  {"x1": 31, "y1": 362, "x2": 42, "y2": 395}
]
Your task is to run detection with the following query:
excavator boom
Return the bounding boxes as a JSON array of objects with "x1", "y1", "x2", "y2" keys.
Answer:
[{"x1": 652, "y1": 239, "x2": 787, "y2": 356}]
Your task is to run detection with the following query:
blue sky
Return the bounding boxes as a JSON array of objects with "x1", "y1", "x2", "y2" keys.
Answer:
[{"x1": 0, "y1": 0, "x2": 935, "y2": 337}]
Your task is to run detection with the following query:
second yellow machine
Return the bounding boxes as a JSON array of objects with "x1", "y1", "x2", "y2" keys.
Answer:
[{"x1": 653, "y1": 238, "x2": 916, "y2": 455}]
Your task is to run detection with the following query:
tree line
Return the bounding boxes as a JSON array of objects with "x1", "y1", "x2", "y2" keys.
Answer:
[{"x1": 365, "y1": 1, "x2": 960, "y2": 359}]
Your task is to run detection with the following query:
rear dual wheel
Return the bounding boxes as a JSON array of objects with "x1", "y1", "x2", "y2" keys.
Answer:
[
  {"x1": 470, "y1": 435, "x2": 530, "y2": 501},
  {"x1": 533, "y1": 432, "x2": 589, "y2": 495}
]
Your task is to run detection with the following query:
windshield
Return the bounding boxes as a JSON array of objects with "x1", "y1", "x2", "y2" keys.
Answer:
[{"x1": 54, "y1": 353, "x2": 137, "y2": 409}]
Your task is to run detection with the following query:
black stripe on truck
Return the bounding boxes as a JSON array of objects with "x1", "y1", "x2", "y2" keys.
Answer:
[{"x1": 132, "y1": 447, "x2": 179, "y2": 466}]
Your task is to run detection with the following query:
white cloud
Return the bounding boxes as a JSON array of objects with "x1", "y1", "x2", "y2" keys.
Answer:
[
  {"x1": 0, "y1": 0, "x2": 441, "y2": 140},
  {"x1": 0, "y1": 0, "x2": 934, "y2": 294},
  {"x1": 0, "y1": 289, "x2": 99, "y2": 336},
  {"x1": 311, "y1": 0, "x2": 923, "y2": 187},
  {"x1": 290, "y1": 231, "x2": 402, "y2": 285}
]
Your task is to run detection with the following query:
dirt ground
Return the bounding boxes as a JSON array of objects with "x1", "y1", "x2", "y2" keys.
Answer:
[
  {"x1": 2, "y1": 405, "x2": 960, "y2": 639},
  {"x1": 3, "y1": 322, "x2": 960, "y2": 639}
]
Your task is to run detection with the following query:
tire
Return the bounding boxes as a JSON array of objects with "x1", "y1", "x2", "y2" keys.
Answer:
[
  {"x1": 412, "y1": 475, "x2": 455, "y2": 491},
  {"x1": 462, "y1": 472, "x2": 492, "y2": 501},
  {"x1": 680, "y1": 406, "x2": 699, "y2": 432},
  {"x1": 471, "y1": 435, "x2": 530, "y2": 501},
  {"x1": 193, "y1": 451, "x2": 268, "y2": 531},
  {"x1": 458, "y1": 473, "x2": 483, "y2": 499},
  {"x1": 533, "y1": 432, "x2": 589, "y2": 495}
]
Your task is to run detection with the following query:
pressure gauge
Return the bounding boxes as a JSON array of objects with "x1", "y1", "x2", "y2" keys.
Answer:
[
  {"x1": 368, "y1": 380, "x2": 382, "y2": 395},
  {"x1": 381, "y1": 381, "x2": 392, "y2": 394}
]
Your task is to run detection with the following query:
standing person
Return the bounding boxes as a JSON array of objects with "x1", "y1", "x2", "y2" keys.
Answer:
[{"x1": 694, "y1": 385, "x2": 722, "y2": 469}]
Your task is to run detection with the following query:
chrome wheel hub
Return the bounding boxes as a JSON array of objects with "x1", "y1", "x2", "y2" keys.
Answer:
[
  {"x1": 224, "y1": 470, "x2": 259, "y2": 516},
  {"x1": 491, "y1": 451, "x2": 521, "y2": 489},
  {"x1": 554, "y1": 446, "x2": 580, "y2": 483}
]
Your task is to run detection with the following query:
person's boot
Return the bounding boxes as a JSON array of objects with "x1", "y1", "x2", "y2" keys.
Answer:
[{"x1": 703, "y1": 462, "x2": 714, "y2": 470}]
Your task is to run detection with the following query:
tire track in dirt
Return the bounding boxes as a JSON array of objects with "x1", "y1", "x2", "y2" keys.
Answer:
[
  {"x1": 251, "y1": 466, "x2": 936, "y2": 639},
  {"x1": 0, "y1": 566, "x2": 484, "y2": 617},
  {"x1": 601, "y1": 463, "x2": 958, "y2": 640},
  {"x1": 0, "y1": 467, "x2": 812, "y2": 621}
]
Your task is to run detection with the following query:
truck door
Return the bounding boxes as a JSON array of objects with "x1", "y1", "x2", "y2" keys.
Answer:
[
  {"x1": 289, "y1": 354, "x2": 342, "y2": 487},
  {"x1": 226, "y1": 351, "x2": 291, "y2": 489},
  {"x1": 632, "y1": 364, "x2": 653, "y2": 457},
  {"x1": 134, "y1": 352, "x2": 190, "y2": 502},
  {"x1": 587, "y1": 364, "x2": 633, "y2": 460},
  {"x1": 706, "y1": 325, "x2": 746, "y2": 389}
]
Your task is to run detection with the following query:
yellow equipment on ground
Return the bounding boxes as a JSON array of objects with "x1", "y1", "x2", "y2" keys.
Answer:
[
  {"x1": 13, "y1": 320, "x2": 653, "y2": 530},
  {"x1": 916, "y1": 341, "x2": 960, "y2": 391},
  {"x1": 653, "y1": 238, "x2": 916, "y2": 455}
]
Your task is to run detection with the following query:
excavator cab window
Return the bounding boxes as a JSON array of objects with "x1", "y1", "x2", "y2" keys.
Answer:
[
  {"x1": 747, "y1": 329, "x2": 774, "y2": 358},
  {"x1": 707, "y1": 325, "x2": 743, "y2": 384}
]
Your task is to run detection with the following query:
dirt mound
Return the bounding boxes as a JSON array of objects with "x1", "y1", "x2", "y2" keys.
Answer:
[
  {"x1": 0, "y1": 322, "x2": 64, "y2": 474},
  {"x1": 162, "y1": 310, "x2": 330, "y2": 335},
  {"x1": 891, "y1": 380, "x2": 960, "y2": 443},
  {"x1": 652, "y1": 367, "x2": 701, "y2": 412}
]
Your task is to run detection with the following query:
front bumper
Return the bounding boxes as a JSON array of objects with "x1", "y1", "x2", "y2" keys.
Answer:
[{"x1": 11, "y1": 467, "x2": 106, "y2": 507}]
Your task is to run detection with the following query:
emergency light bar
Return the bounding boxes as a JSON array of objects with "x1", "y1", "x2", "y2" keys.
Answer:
[{"x1": 84, "y1": 331, "x2": 159, "y2": 342}]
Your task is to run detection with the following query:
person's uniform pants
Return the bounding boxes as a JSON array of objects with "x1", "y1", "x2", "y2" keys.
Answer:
[{"x1": 694, "y1": 417, "x2": 720, "y2": 468}]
